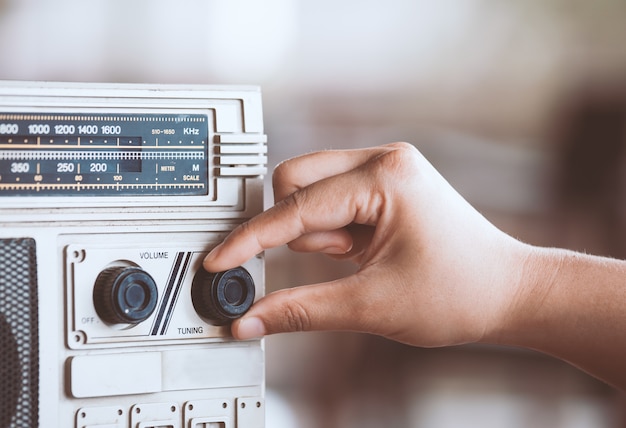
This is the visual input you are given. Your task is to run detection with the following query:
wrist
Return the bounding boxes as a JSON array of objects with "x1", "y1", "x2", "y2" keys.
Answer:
[
  {"x1": 483, "y1": 244, "x2": 626, "y2": 389},
  {"x1": 479, "y1": 241, "x2": 552, "y2": 347}
]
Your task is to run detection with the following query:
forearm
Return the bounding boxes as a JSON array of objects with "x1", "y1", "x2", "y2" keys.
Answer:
[{"x1": 488, "y1": 246, "x2": 626, "y2": 390}]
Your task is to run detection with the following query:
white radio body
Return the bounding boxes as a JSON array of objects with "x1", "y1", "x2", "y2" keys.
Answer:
[{"x1": 0, "y1": 81, "x2": 266, "y2": 428}]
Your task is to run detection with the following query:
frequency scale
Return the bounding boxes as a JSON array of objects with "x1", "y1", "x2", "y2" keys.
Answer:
[{"x1": 0, "y1": 112, "x2": 209, "y2": 196}]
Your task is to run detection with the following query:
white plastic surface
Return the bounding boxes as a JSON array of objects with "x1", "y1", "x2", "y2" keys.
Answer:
[
  {"x1": 70, "y1": 353, "x2": 162, "y2": 398},
  {"x1": 0, "y1": 81, "x2": 266, "y2": 427}
]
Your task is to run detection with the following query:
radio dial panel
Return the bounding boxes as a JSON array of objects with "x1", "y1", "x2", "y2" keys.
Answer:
[{"x1": 0, "y1": 113, "x2": 210, "y2": 197}]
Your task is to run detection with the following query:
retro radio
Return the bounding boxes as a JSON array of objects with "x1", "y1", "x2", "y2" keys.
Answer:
[{"x1": 0, "y1": 81, "x2": 266, "y2": 427}]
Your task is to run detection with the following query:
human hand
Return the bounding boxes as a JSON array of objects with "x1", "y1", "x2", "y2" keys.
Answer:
[{"x1": 203, "y1": 142, "x2": 530, "y2": 347}]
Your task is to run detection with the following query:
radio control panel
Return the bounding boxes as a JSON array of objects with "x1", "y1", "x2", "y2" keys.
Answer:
[{"x1": 65, "y1": 234, "x2": 263, "y2": 348}]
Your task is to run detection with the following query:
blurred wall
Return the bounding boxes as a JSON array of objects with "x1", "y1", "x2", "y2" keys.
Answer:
[{"x1": 1, "y1": 1, "x2": 625, "y2": 427}]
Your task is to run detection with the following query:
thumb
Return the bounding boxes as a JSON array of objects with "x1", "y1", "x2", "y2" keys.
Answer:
[{"x1": 231, "y1": 276, "x2": 364, "y2": 340}]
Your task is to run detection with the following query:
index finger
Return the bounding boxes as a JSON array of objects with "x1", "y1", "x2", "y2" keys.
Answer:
[
  {"x1": 203, "y1": 147, "x2": 392, "y2": 272},
  {"x1": 203, "y1": 174, "x2": 370, "y2": 271}
]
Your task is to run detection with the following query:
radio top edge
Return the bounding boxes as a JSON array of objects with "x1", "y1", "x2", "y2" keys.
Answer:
[{"x1": 0, "y1": 80, "x2": 262, "y2": 97}]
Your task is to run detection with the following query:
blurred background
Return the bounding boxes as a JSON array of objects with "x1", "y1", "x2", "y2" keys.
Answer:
[{"x1": 1, "y1": 0, "x2": 625, "y2": 426}]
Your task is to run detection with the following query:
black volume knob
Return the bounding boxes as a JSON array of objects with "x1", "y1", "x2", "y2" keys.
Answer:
[
  {"x1": 93, "y1": 266, "x2": 158, "y2": 325},
  {"x1": 191, "y1": 266, "x2": 255, "y2": 325}
]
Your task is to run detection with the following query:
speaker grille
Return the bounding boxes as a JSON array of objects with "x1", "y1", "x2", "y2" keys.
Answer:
[{"x1": 0, "y1": 238, "x2": 39, "y2": 428}]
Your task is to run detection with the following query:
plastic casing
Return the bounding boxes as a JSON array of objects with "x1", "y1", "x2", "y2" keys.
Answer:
[{"x1": 0, "y1": 81, "x2": 267, "y2": 428}]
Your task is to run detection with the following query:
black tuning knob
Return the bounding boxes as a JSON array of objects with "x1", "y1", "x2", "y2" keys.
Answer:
[
  {"x1": 191, "y1": 266, "x2": 255, "y2": 325},
  {"x1": 93, "y1": 266, "x2": 158, "y2": 325}
]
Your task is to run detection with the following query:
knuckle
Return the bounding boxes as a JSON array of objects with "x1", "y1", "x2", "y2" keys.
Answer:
[
  {"x1": 272, "y1": 159, "x2": 298, "y2": 191},
  {"x1": 236, "y1": 220, "x2": 265, "y2": 253},
  {"x1": 379, "y1": 142, "x2": 418, "y2": 167},
  {"x1": 370, "y1": 142, "x2": 421, "y2": 181},
  {"x1": 236, "y1": 220, "x2": 254, "y2": 240},
  {"x1": 279, "y1": 191, "x2": 309, "y2": 233},
  {"x1": 385, "y1": 141, "x2": 417, "y2": 152},
  {"x1": 272, "y1": 158, "x2": 305, "y2": 203},
  {"x1": 278, "y1": 296, "x2": 312, "y2": 333}
]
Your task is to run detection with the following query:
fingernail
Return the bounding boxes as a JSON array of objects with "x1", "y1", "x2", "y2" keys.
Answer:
[
  {"x1": 322, "y1": 246, "x2": 350, "y2": 255},
  {"x1": 236, "y1": 317, "x2": 266, "y2": 339},
  {"x1": 321, "y1": 243, "x2": 352, "y2": 255}
]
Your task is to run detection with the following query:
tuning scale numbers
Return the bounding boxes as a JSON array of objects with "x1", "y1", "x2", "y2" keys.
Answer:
[{"x1": 0, "y1": 113, "x2": 209, "y2": 196}]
